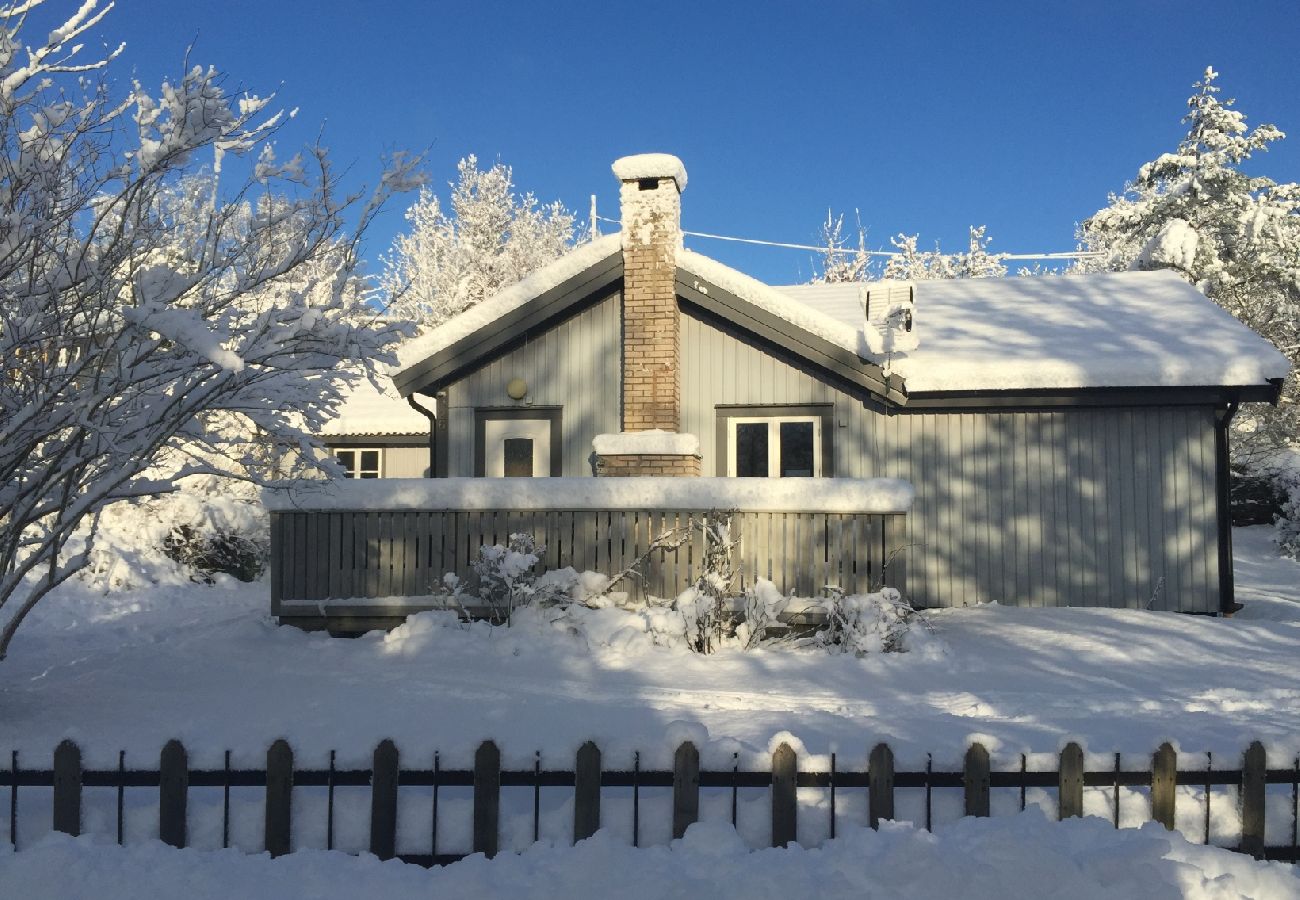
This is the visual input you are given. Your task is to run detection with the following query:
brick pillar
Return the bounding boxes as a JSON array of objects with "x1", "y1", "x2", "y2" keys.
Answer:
[{"x1": 613, "y1": 154, "x2": 687, "y2": 432}]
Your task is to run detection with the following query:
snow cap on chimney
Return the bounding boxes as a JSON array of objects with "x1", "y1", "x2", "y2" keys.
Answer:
[{"x1": 611, "y1": 153, "x2": 687, "y2": 192}]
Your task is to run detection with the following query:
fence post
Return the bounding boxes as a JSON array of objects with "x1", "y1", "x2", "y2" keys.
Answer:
[
  {"x1": 1240, "y1": 741, "x2": 1266, "y2": 859},
  {"x1": 473, "y1": 740, "x2": 500, "y2": 859},
  {"x1": 574, "y1": 741, "x2": 601, "y2": 843},
  {"x1": 265, "y1": 739, "x2": 294, "y2": 857},
  {"x1": 159, "y1": 740, "x2": 188, "y2": 848},
  {"x1": 672, "y1": 742, "x2": 699, "y2": 839},
  {"x1": 964, "y1": 743, "x2": 990, "y2": 818},
  {"x1": 772, "y1": 743, "x2": 797, "y2": 848},
  {"x1": 1059, "y1": 743, "x2": 1084, "y2": 820},
  {"x1": 868, "y1": 743, "x2": 894, "y2": 828},
  {"x1": 1151, "y1": 743, "x2": 1176, "y2": 830},
  {"x1": 52, "y1": 740, "x2": 81, "y2": 837},
  {"x1": 370, "y1": 739, "x2": 399, "y2": 861}
]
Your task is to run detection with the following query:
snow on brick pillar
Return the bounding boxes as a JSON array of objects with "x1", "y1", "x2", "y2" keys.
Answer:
[
  {"x1": 613, "y1": 153, "x2": 687, "y2": 434},
  {"x1": 593, "y1": 431, "x2": 701, "y2": 478}
]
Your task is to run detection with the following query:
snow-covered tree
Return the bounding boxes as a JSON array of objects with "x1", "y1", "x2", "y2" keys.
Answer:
[
  {"x1": 380, "y1": 155, "x2": 580, "y2": 330},
  {"x1": 0, "y1": 0, "x2": 421, "y2": 659},
  {"x1": 811, "y1": 210, "x2": 873, "y2": 284},
  {"x1": 883, "y1": 226, "x2": 1008, "y2": 280},
  {"x1": 1079, "y1": 67, "x2": 1299, "y2": 462}
]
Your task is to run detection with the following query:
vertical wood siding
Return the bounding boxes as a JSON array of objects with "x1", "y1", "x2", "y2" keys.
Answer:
[
  {"x1": 443, "y1": 290, "x2": 622, "y2": 477},
  {"x1": 383, "y1": 446, "x2": 429, "y2": 478},
  {"x1": 681, "y1": 311, "x2": 1221, "y2": 612}
]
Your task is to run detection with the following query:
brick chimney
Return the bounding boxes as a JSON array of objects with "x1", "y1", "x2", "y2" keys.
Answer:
[{"x1": 594, "y1": 154, "x2": 700, "y2": 476}]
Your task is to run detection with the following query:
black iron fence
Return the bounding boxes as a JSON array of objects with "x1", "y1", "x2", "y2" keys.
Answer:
[{"x1": 4, "y1": 738, "x2": 1297, "y2": 864}]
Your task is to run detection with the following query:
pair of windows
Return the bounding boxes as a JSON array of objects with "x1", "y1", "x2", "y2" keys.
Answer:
[
  {"x1": 335, "y1": 448, "x2": 382, "y2": 479},
  {"x1": 726, "y1": 415, "x2": 822, "y2": 478}
]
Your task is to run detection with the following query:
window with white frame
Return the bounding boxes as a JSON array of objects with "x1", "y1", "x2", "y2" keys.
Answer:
[
  {"x1": 726, "y1": 416, "x2": 821, "y2": 477},
  {"x1": 335, "y1": 448, "x2": 382, "y2": 479}
]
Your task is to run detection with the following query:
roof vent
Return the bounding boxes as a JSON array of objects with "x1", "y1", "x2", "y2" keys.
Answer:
[{"x1": 861, "y1": 280, "x2": 918, "y2": 354}]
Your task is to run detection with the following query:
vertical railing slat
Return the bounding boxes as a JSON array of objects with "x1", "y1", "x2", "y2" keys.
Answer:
[
  {"x1": 964, "y1": 743, "x2": 990, "y2": 818},
  {"x1": 1152, "y1": 742, "x2": 1177, "y2": 830},
  {"x1": 869, "y1": 743, "x2": 894, "y2": 828},
  {"x1": 52, "y1": 740, "x2": 81, "y2": 837},
  {"x1": 1059, "y1": 742, "x2": 1084, "y2": 820},
  {"x1": 370, "y1": 739, "x2": 399, "y2": 860},
  {"x1": 265, "y1": 739, "x2": 294, "y2": 857},
  {"x1": 473, "y1": 741, "x2": 500, "y2": 859},
  {"x1": 1240, "y1": 741, "x2": 1266, "y2": 858},
  {"x1": 672, "y1": 742, "x2": 699, "y2": 839},
  {"x1": 574, "y1": 741, "x2": 601, "y2": 842},
  {"x1": 159, "y1": 739, "x2": 188, "y2": 848},
  {"x1": 771, "y1": 743, "x2": 797, "y2": 848}
]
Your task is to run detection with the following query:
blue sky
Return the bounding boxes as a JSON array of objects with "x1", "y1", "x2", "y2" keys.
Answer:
[{"x1": 46, "y1": 0, "x2": 1300, "y2": 283}]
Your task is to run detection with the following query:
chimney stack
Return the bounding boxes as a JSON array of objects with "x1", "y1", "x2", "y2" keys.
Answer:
[{"x1": 593, "y1": 154, "x2": 700, "y2": 476}]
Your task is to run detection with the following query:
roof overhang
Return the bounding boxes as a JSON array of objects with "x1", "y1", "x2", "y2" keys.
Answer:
[
  {"x1": 674, "y1": 268, "x2": 908, "y2": 407},
  {"x1": 392, "y1": 249, "x2": 623, "y2": 396}
]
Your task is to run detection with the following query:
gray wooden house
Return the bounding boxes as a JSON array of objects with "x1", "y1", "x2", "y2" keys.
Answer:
[{"x1": 272, "y1": 153, "x2": 1288, "y2": 627}]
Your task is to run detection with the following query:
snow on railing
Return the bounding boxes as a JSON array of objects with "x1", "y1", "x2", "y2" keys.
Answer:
[{"x1": 263, "y1": 477, "x2": 914, "y2": 515}]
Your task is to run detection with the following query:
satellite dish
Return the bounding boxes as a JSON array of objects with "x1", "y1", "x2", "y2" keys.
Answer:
[{"x1": 861, "y1": 280, "x2": 917, "y2": 355}]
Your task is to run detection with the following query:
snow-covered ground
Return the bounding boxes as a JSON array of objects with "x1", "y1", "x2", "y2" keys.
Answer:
[
  {"x1": 2, "y1": 813, "x2": 1296, "y2": 900},
  {"x1": 1, "y1": 525, "x2": 1298, "y2": 884}
]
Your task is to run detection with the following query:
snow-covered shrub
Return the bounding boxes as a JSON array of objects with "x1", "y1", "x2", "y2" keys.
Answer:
[
  {"x1": 81, "y1": 477, "x2": 268, "y2": 589},
  {"x1": 811, "y1": 586, "x2": 924, "y2": 655},
  {"x1": 1275, "y1": 469, "x2": 1300, "y2": 559},
  {"x1": 676, "y1": 516, "x2": 739, "y2": 653},
  {"x1": 440, "y1": 533, "x2": 568, "y2": 623}
]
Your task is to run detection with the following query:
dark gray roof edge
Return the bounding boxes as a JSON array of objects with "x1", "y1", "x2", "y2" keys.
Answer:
[
  {"x1": 393, "y1": 253, "x2": 623, "y2": 396},
  {"x1": 903, "y1": 380, "x2": 1282, "y2": 410},
  {"x1": 674, "y1": 269, "x2": 908, "y2": 405}
]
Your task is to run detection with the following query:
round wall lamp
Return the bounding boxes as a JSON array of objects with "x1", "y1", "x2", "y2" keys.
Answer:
[{"x1": 506, "y1": 377, "x2": 528, "y2": 401}]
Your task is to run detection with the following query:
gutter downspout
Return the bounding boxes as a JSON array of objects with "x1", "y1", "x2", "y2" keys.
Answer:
[
  {"x1": 407, "y1": 393, "x2": 441, "y2": 478},
  {"x1": 1214, "y1": 399, "x2": 1241, "y2": 616}
]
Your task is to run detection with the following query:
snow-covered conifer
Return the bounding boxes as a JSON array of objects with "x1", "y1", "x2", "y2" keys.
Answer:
[
  {"x1": 380, "y1": 156, "x2": 580, "y2": 330},
  {"x1": 1079, "y1": 67, "x2": 1299, "y2": 462}
]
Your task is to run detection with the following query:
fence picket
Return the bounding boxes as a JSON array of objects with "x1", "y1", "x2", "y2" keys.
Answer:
[
  {"x1": 474, "y1": 741, "x2": 501, "y2": 859},
  {"x1": 52, "y1": 740, "x2": 80, "y2": 837},
  {"x1": 1059, "y1": 743, "x2": 1084, "y2": 820},
  {"x1": 964, "y1": 744, "x2": 990, "y2": 817},
  {"x1": 265, "y1": 740, "x2": 293, "y2": 857},
  {"x1": 159, "y1": 740, "x2": 188, "y2": 848},
  {"x1": 574, "y1": 741, "x2": 601, "y2": 842},
  {"x1": 370, "y1": 740, "x2": 399, "y2": 861},
  {"x1": 869, "y1": 743, "x2": 894, "y2": 828},
  {"x1": 772, "y1": 743, "x2": 797, "y2": 848},
  {"x1": 1152, "y1": 743, "x2": 1176, "y2": 830},
  {"x1": 1240, "y1": 741, "x2": 1266, "y2": 858},
  {"x1": 672, "y1": 742, "x2": 700, "y2": 839}
]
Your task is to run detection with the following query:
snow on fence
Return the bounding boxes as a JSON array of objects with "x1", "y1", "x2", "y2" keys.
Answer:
[
  {"x1": 268, "y1": 484, "x2": 911, "y2": 616},
  {"x1": 5, "y1": 740, "x2": 1298, "y2": 864}
]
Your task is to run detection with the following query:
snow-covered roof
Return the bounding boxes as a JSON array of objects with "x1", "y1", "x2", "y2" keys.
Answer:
[
  {"x1": 392, "y1": 232, "x2": 1287, "y2": 398},
  {"x1": 593, "y1": 430, "x2": 701, "y2": 457},
  {"x1": 772, "y1": 269, "x2": 1290, "y2": 393},
  {"x1": 393, "y1": 234, "x2": 622, "y2": 384},
  {"x1": 320, "y1": 371, "x2": 430, "y2": 437}
]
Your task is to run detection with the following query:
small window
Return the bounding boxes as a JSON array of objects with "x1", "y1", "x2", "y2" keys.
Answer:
[
  {"x1": 503, "y1": 438, "x2": 535, "y2": 477},
  {"x1": 726, "y1": 416, "x2": 821, "y2": 478},
  {"x1": 336, "y1": 448, "x2": 382, "y2": 479}
]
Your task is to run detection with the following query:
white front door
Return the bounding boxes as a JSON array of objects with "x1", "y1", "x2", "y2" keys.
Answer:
[{"x1": 483, "y1": 418, "x2": 552, "y2": 477}]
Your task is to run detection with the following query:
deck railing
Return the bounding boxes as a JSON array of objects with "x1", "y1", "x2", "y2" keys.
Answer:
[{"x1": 265, "y1": 477, "x2": 914, "y2": 621}]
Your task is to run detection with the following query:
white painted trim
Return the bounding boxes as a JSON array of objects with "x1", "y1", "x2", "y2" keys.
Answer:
[{"x1": 725, "y1": 416, "x2": 822, "y2": 478}]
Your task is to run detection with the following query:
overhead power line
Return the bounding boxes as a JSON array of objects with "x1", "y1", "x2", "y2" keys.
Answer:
[{"x1": 593, "y1": 213, "x2": 1103, "y2": 261}]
